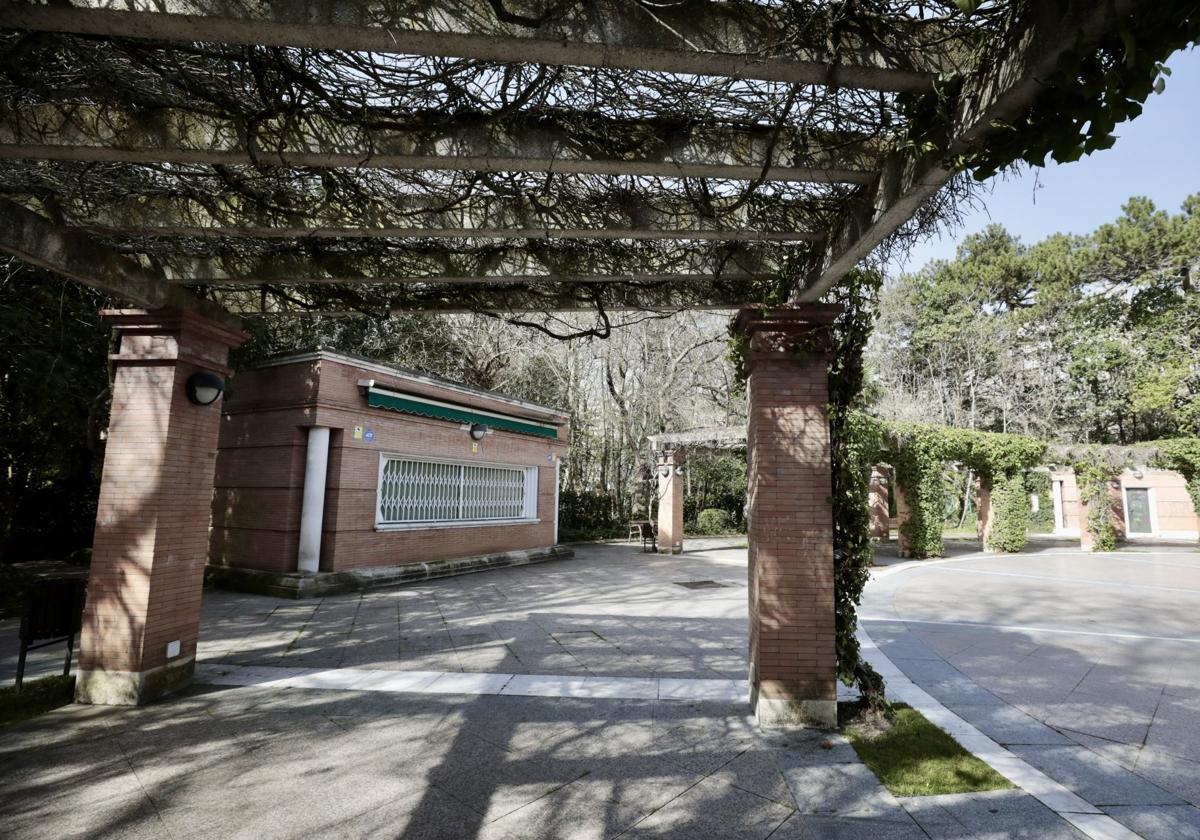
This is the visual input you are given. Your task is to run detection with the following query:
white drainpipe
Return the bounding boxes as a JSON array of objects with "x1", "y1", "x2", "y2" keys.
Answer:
[
  {"x1": 554, "y1": 456, "x2": 561, "y2": 545},
  {"x1": 297, "y1": 426, "x2": 331, "y2": 573}
]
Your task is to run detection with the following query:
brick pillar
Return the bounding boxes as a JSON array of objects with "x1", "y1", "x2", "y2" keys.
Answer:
[
  {"x1": 656, "y1": 450, "x2": 685, "y2": 554},
  {"x1": 868, "y1": 466, "x2": 890, "y2": 539},
  {"x1": 977, "y1": 475, "x2": 994, "y2": 548},
  {"x1": 735, "y1": 304, "x2": 839, "y2": 729},
  {"x1": 76, "y1": 309, "x2": 245, "y2": 705},
  {"x1": 893, "y1": 480, "x2": 912, "y2": 558}
]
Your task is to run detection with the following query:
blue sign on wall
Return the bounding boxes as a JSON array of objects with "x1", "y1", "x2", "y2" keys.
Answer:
[{"x1": 364, "y1": 428, "x2": 375, "y2": 443}]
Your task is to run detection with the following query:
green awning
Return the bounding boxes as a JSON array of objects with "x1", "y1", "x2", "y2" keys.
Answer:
[{"x1": 366, "y1": 389, "x2": 558, "y2": 439}]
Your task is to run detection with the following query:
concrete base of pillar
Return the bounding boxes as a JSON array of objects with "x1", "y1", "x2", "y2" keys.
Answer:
[
  {"x1": 750, "y1": 670, "x2": 838, "y2": 729},
  {"x1": 656, "y1": 545, "x2": 683, "y2": 555},
  {"x1": 75, "y1": 657, "x2": 195, "y2": 706},
  {"x1": 753, "y1": 696, "x2": 838, "y2": 729}
]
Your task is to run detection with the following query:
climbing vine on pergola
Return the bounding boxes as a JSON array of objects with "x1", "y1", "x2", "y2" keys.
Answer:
[
  {"x1": 881, "y1": 422, "x2": 1047, "y2": 558},
  {"x1": 0, "y1": 0, "x2": 1189, "y2": 337}
]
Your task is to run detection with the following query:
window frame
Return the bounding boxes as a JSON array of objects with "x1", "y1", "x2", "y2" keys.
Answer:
[
  {"x1": 1121, "y1": 485, "x2": 1158, "y2": 537},
  {"x1": 375, "y1": 452, "x2": 540, "y2": 531}
]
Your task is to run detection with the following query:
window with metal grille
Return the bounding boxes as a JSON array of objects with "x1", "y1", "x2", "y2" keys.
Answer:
[{"x1": 376, "y1": 456, "x2": 537, "y2": 527}]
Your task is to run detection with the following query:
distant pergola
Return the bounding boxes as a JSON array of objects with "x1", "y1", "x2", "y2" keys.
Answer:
[{"x1": 0, "y1": 0, "x2": 1148, "y2": 720}]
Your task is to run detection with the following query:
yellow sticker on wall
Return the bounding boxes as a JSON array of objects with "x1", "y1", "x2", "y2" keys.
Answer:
[{"x1": 353, "y1": 425, "x2": 364, "y2": 440}]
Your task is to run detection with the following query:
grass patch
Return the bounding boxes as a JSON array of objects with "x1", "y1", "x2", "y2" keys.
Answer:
[
  {"x1": 0, "y1": 675, "x2": 76, "y2": 728},
  {"x1": 843, "y1": 702, "x2": 1014, "y2": 796}
]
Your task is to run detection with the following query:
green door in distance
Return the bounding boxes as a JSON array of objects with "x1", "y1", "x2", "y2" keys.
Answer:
[{"x1": 1126, "y1": 488, "x2": 1152, "y2": 534}]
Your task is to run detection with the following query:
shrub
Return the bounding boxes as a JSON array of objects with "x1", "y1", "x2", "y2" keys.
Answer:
[
  {"x1": 694, "y1": 508, "x2": 735, "y2": 535},
  {"x1": 558, "y1": 488, "x2": 621, "y2": 532}
]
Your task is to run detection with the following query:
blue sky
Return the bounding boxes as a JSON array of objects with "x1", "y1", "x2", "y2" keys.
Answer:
[{"x1": 888, "y1": 45, "x2": 1200, "y2": 275}]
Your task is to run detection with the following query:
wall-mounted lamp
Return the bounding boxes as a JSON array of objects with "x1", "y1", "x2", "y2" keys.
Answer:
[
  {"x1": 1132, "y1": 468, "x2": 1144, "y2": 479},
  {"x1": 674, "y1": 465, "x2": 685, "y2": 476},
  {"x1": 659, "y1": 466, "x2": 671, "y2": 478},
  {"x1": 185, "y1": 371, "x2": 225, "y2": 406},
  {"x1": 469, "y1": 422, "x2": 489, "y2": 441}
]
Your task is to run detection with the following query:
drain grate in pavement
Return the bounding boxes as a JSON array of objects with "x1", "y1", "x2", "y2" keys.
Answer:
[{"x1": 674, "y1": 580, "x2": 728, "y2": 589}]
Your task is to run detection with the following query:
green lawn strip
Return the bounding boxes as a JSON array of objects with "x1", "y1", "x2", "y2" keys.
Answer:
[
  {"x1": 0, "y1": 675, "x2": 76, "y2": 728},
  {"x1": 844, "y1": 703, "x2": 1014, "y2": 796}
]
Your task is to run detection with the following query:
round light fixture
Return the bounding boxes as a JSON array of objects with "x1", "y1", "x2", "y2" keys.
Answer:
[
  {"x1": 469, "y1": 423, "x2": 489, "y2": 441},
  {"x1": 185, "y1": 371, "x2": 225, "y2": 406},
  {"x1": 674, "y1": 465, "x2": 685, "y2": 476}
]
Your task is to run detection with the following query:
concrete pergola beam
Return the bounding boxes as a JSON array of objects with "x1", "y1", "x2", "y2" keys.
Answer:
[
  {"x1": 0, "y1": 199, "x2": 239, "y2": 327},
  {"x1": 212, "y1": 283, "x2": 749, "y2": 315},
  {"x1": 87, "y1": 224, "x2": 824, "y2": 244},
  {"x1": 113, "y1": 240, "x2": 793, "y2": 286},
  {"x1": 0, "y1": 1, "x2": 943, "y2": 93},
  {"x1": 801, "y1": 0, "x2": 1138, "y2": 299},
  {"x1": 0, "y1": 105, "x2": 879, "y2": 184},
  {"x1": 191, "y1": 273, "x2": 771, "y2": 287},
  {"x1": 5, "y1": 194, "x2": 829, "y2": 243}
]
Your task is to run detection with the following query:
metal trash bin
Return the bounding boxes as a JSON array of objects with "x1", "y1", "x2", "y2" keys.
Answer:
[{"x1": 16, "y1": 578, "x2": 86, "y2": 691}]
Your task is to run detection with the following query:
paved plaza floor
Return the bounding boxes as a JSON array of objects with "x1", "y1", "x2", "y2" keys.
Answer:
[
  {"x1": 0, "y1": 539, "x2": 1101, "y2": 840},
  {"x1": 862, "y1": 540, "x2": 1200, "y2": 840}
]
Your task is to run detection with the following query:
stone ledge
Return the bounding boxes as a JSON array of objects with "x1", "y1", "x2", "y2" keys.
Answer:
[{"x1": 205, "y1": 545, "x2": 575, "y2": 599}]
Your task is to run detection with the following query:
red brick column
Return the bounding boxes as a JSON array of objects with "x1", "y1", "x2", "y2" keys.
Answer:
[
  {"x1": 76, "y1": 309, "x2": 245, "y2": 705},
  {"x1": 735, "y1": 304, "x2": 839, "y2": 728},
  {"x1": 656, "y1": 450, "x2": 685, "y2": 554},
  {"x1": 868, "y1": 466, "x2": 891, "y2": 539}
]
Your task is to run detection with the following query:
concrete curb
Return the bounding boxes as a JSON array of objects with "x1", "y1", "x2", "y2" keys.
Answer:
[{"x1": 205, "y1": 545, "x2": 575, "y2": 598}]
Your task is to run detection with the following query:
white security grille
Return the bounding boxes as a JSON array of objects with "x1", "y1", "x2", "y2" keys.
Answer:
[{"x1": 377, "y1": 456, "x2": 536, "y2": 525}]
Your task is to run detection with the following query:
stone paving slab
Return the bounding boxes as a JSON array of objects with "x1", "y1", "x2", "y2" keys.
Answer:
[
  {"x1": 193, "y1": 542, "x2": 753, "y2": 683},
  {"x1": 0, "y1": 540, "x2": 1111, "y2": 840},
  {"x1": 899, "y1": 789, "x2": 1091, "y2": 839},
  {"x1": 1103, "y1": 805, "x2": 1200, "y2": 840},
  {"x1": 1007, "y1": 746, "x2": 1184, "y2": 807},
  {"x1": 0, "y1": 684, "x2": 966, "y2": 840},
  {"x1": 865, "y1": 544, "x2": 1200, "y2": 837}
]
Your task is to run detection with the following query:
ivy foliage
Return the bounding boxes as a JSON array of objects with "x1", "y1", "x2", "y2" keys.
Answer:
[
  {"x1": 1072, "y1": 450, "x2": 1121, "y2": 552},
  {"x1": 888, "y1": 427, "x2": 951, "y2": 559},
  {"x1": 883, "y1": 423, "x2": 1047, "y2": 558},
  {"x1": 827, "y1": 269, "x2": 887, "y2": 705},
  {"x1": 909, "y1": 3, "x2": 1200, "y2": 182},
  {"x1": 987, "y1": 473, "x2": 1033, "y2": 553}
]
